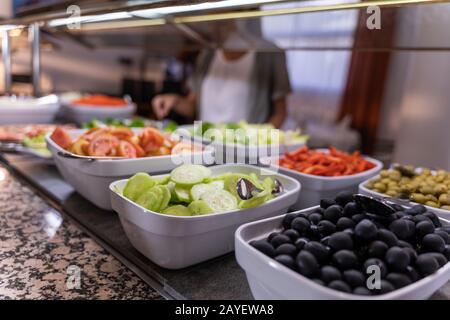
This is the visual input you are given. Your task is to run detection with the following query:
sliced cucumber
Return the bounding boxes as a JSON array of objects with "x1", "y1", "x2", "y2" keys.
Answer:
[
  {"x1": 155, "y1": 185, "x2": 171, "y2": 211},
  {"x1": 170, "y1": 164, "x2": 211, "y2": 185},
  {"x1": 262, "y1": 177, "x2": 275, "y2": 191},
  {"x1": 154, "y1": 176, "x2": 170, "y2": 185},
  {"x1": 190, "y1": 182, "x2": 223, "y2": 201},
  {"x1": 174, "y1": 185, "x2": 191, "y2": 203},
  {"x1": 223, "y1": 173, "x2": 257, "y2": 199},
  {"x1": 238, "y1": 190, "x2": 270, "y2": 209},
  {"x1": 208, "y1": 180, "x2": 224, "y2": 190},
  {"x1": 166, "y1": 181, "x2": 178, "y2": 203},
  {"x1": 188, "y1": 200, "x2": 213, "y2": 215},
  {"x1": 162, "y1": 205, "x2": 192, "y2": 216},
  {"x1": 135, "y1": 189, "x2": 159, "y2": 211},
  {"x1": 123, "y1": 172, "x2": 155, "y2": 201},
  {"x1": 200, "y1": 189, "x2": 238, "y2": 213},
  {"x1": 148, "y1": 186, "x2": 163, "y2": 211}
]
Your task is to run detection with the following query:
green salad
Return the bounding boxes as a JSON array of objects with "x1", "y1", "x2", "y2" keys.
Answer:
[
  {"x1": 188, "y1": 121, "x2": 308, "y2": 146},
  {"x1": 82, "y1": 117, "x2": 148, "y2": 129},
  {"x1": 121, "y1": 164, "x2": 278, "y2": 216},
  {"x1": 23, "y1": 134, "x2": 51, "y2": 157}
]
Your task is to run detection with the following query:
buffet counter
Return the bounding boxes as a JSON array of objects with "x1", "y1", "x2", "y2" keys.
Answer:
[{"x1": 0, "y1": 160, "x2": 160, "y2": 299}]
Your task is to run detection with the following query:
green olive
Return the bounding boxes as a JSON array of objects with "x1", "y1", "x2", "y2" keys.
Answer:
[
  {"x1": 425, "y1": 194, "x2": 438, "y2": 202},
  {"x1": 425, "y1": 201, "x2": 439, "y2": 208},
  {"x1": 434, "y1": 184, "x2": 447, "y2": 195},
  {"x1": 410, "y1": 193, "x2": 426, "y2": 204},
  {"x1": 438, "y1": 193, "x2": 450, "y2": 205},
  {"x1": 386, "y1": 190, "x2": 399, "y2": 197},
  {"x1": 440, "y1": 205, "x2": 450, "y2": 211},
  {"x1": 419, "y1": 185, "x2": 434, "y2": 195},
  {"x1": 374, "y1": 182, "x2": 386, "y2": 193}
]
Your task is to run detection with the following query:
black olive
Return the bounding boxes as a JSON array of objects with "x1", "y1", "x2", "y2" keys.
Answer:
[
  {"x1": 335, "y1": 191, "x2": 354, "y2": 207},
  {"x1": 312, "y1": 207, "x2": 325, "y2": 215},
  {"x1": 389, "y1": 219, "x2": 415, "y2": 240},
  {"x1": 405, "y1": 266, "x2": 420, "y2": 282},
  {"x1": 275, "y1": 254, "x2": 295, "y2": 269},
  {"x1": 395, "y1": 211, "x2": 407, "y2": 219},
  {"x1": 444, "y1": 245, "x2": 450, "y2": 260},
  {"x1": 268, "y1": 232, "x2": 280, "y2": 242},
  {"x1": 332, "y1": 250, "x2": 359, "y2": 270},
  {"x1": 415, "y1": 253, "x2": 440, "y2": 276},
  {"x1": 250, "y1": 240, "x2": 276, "y2": 257},
  {"x1": 405, "y1": 207, "x2": 421, "y2": 216},
  {"x1": 415, "y1": 221, "x2": 435, "y2": 239},
  {"x1": 283, "y1": 229, "x2": 300, "y2": 242},
  {"x1": 355, "y1": 219, "x2": 378, "y2": 242},
  {"x1": 410, "y1": 204, "x2": 427, "y2": 214},
  {"x1": 308, "y1": 213, "x2": 323, "y2": 225},
  {"x1": 320, "y1": 236, "x2": 331, "y2": 246},
  {"x1": 282, "y1": 213, "x2": 297, "y2": 230},
  {"x1": 386, "y1": 273, "x2": 412, "y2": 289},
  {"x1": 403, "y1": 247, "x2": 418, "y2": 263},
  {"x1": 367, "y1": 240, "x2": 388, "y2": 258},
  {"x1": 294, "y1": 237, "x2": 309, "y2": 251},
  {"x1": 426, "y1": 252, "x2": 447, "y2": 268},
  {"x1": 328, "y1": 232, "x2": 353, "y2": 252},
  {"x1": 422, "y1": 234, "x2": 445, "y2": 253},
  {"x1": 275, "y1": 243, "x2": 297, "y2": 257},
  {"x1": 413, "y1": 215, "x2": 432, "y2": 224},
  {"x1": 343, "y1": 228, "x2": 354, "y2": 237},
  {"x1": 401, "y1": 215, "x2": 414, "y2": 221},
  {"x1": 397, "y1": 240, "x2": 413, "y2": 249},
  {"x1": 352, "y1": 213, "x2": 367, "y2": 224},
  {"x1": 353, "y1": 287, "x2": 371, "y2": 296},
  {"x1": 323, "y1": 205, "x2": 343, "y2": 223},
  {"x1": 320, "y1": 198, "x2": 336, "y2": 209},
  {"x1": 385, "y1": 247, "x2": 410, "y2": 271},
  {"x1": 376, "y1": 280, "x2": 395, "y2": 294},
  {"x1": 270, "y1": 234, "x2": 291, "y2": 248},
  {"x1": 343, "y1": 269, "x2": 366, "y2": 288},
  {"x1": 296, "y1": 251, "x2": 319, "y2": 277},
  {"x1": 291, "y1": 217, "x2": 311, "y2": 236},
  {"x1": 343, "y1": 202, "x2": 361, "y2": 217},
  {"x1": 328, "y1": 280, "x2": 351, "y2": 293},
  {"x1": 304, "y1": 241, "x2": 330, "y2": 264},
  {"x1": 363, "y1": 258, "x2": 387, "y2": 277},
  {"x1": 434, "y1": 230, "x2": 450, "y2": 244},
  {"x1": 377, "y1": 229, "x2": 399, "y2": 247},
  {"x1": 423, "y1": 212, "x2": 441, "y2": 228},
  {"x1": 317, "y1": 220, "x2": 336, "y2": 236},
  {"x1": 391, "y1": 204, "x2": 404, "y2": 212},
  {"x1": 321, "y1": 265, "x2": 342, "y2": 283},
  {"x1": 336, "y1": 217, "x2": 355, "y2": 231}
]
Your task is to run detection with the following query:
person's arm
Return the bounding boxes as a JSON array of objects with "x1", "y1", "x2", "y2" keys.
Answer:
[
  {"x1": 268, "y1": 97, "x2": 287, "y2": 129},
  {"x1": 152, "y1": 92, "x2": 197, "y2": 119}
]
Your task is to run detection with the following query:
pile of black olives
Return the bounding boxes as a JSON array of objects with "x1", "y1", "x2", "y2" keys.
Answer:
[{"x1": 250, "y1": 191, "x2": 450, "y2": 296}]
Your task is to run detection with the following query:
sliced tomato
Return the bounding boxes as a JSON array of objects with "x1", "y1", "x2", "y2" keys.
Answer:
[
  {"x1": 51, "y1": 127, "x2": 73, "y2": 150},
  {"x1": 110, "y1": 127, "x2": 134, "y2": 140},
  {"x1": 117, "y1": 140, "x2": 137, "y2": 158},
  {"x1": 139, "y1": 128, "x2": 165, "y2": 153},
  {"x1": 87, "y1": 134, "x2": 119, "y2": 157},
  {"x1": 125, "y1": 138, "x2": 145, "y2": 157}
]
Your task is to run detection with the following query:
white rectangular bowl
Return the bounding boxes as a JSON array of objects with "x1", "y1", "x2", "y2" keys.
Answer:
[
  {"x1": 235, "y1": 206, "x2": 450, "y2": 300},
  {"x1": 260, "y1": 152, "x2": 383, "y2": 210},
  {"x1": 61, "y1": 103, "x2": 136, "y2": 125},
  {"x1": 109, "y1": 164, "x2": 301, "y2": 269},
  {"x1": 46, "y1": 128, "x2": 214, "y2": 210},
  {"x1": 359, "y1": 178, "x2": 450, "y2": 219},
  {"x1": 0, "y1": 96, "x2": 60, "y2": 124}
]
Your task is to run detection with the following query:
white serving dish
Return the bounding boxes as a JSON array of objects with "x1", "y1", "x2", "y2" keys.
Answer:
[
  {"x1": 46, "y1": 128, "x2": 214, "y2": 210},
  {"x1": 175, "y1": 125, "x2": 306, "y2": 165},
  {"x1": 109, "y1": 164, "x2": 301, "y2": 269},
  {"x1": 260, "y1": 151, "x2": 383, "y2": 210},
  {"x1": 359, "y1": 178, "x2": 450, "y2": 219},
  {"x1": 0, "y1": 95, "x2": 60, "y2": 124},
  {"x1": 235, "y1": 206, "x2": 450, "y2": 300},
  {"x1": 61, "y1": 102, "x2": 136, "y2": 124}
]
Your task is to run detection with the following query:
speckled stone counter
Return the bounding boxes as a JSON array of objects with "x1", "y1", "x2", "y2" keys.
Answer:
[{"x1": 0, "y1": 165, "x2": 162, "y2": 300}]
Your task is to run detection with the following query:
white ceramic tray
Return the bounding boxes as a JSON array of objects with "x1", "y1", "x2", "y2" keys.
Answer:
[
  {"x1": 109, "y1": 164, "x2": 301, "y2": 269},
  {"x1": 46, "y1": 128, "x2": 214, "y2": 210},
  {"x1": 359, "y1": 179, "x2": 450, "y2": 219},
  {"x1": 61, "y1": 102, "x2": 136, "y2": 124},
  {"x1": 0, "y1": 95, "x2": 60, "y2": 124},
  {"x1": 235, "y1": 206, "x2": 450, "y2": 300},
  {"x1": 260, "y1": 151, "x2": 383, "y2": 210}
]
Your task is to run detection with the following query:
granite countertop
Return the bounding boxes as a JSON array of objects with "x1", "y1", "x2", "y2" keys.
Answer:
[{"x1": 0, "y1": 165, "x2": 162, "y2": 300}]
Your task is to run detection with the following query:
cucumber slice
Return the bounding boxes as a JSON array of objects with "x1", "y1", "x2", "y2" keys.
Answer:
[
  {"x1": 123, "y1": 172, "x2": 155, "y2": 201},
  {"x1": 175, "y1": 185, "x2": 191, "y2": 203},
  {"x1": 154, "y1": 176, "x2": 170, "y2": 185},
  {"x1": 170, "y1": 164, "x2": 211, "y2": 185},
  {"x1": 200, "y1": 189, "x2": 238, "y2": 213},
  {"x1": 135, "y1": 189, "x2": 159, "y2": 211},
  {"x1": 162, "y1": 205, "x2": 192, "y2": 216},
  {"x1": 188, "y1": 200, "x2": 213, "y2": 215},
  {"x1": 166, "y1": 181, "x2": 178, "y2": 203},
  {"x1": 238, "y1": 190, "x2": 270, "y2": 209},
  {"x1": 190, "y1": 182, "x2": 223, "y2": 201},
  {"x1": 148, "y1": 186, "x2": 163, "y2": 211},
  {"x1": 223, "y1": 173, "x2": 259, "y2": 199},
  {"x1": 208, "y1": 180, "x2": 224, "y2": 189},
  {"x1": 155, "y1": 185, "x2": 171, "y2": 211},
  {"x1": 262, "y1": 177, "x2": 275, "y2": 191}
]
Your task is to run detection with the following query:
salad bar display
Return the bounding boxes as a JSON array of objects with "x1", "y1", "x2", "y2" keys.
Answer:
[{"x1": 0, "y1": 116, "x2": 449, "y2": 300}]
